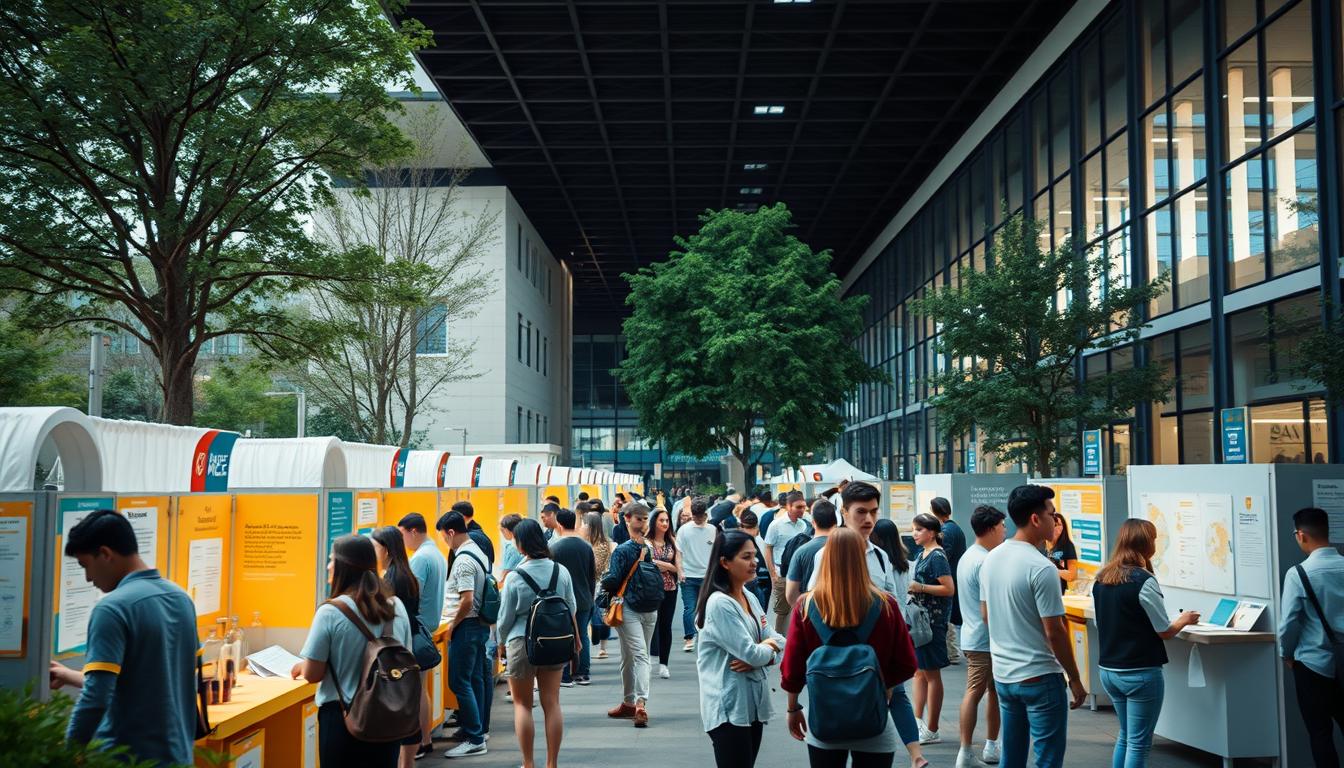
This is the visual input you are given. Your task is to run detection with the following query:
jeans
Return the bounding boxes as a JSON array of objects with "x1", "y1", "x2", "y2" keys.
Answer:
[
  {"x1": 681, "y1": 578, "x2": 702, "y2": 638},
  {"x1": 564, "y1": 607, "x2": 593, "y2": 681},
  {"x1": 769, "y1": 576, "x2": 790, "y2": 634},
  {"x1": 889, "y1": 682, "x2": 920, "y2": 746},
  {"x1": 995, "y1": 674, "x2": 1068, "y2": 768},
  {"x1": 708, "y1": 721, "x2": 764, "y2": 768},
  {"x1": 482, "y1": 631, "x2": 496, "y2": 733},
  {"x1": 591, "y1": 609, "x2": 611, "y2": 643},
  {"x1": 1292, "y1": 662, "x2": 1344, "y2": 768},
  {"x1": 448, "y1": 620, "x2": 489, "y2": 745},
  {"x1": 616, "y1": 609, "x2": 657, "y2": 704},
  {"x1": 1099, "y1": 667, "x2": 1164, "y2": 768},
  {"x1": 652, "y1": 588, "x2": 679, "y2": 665}
]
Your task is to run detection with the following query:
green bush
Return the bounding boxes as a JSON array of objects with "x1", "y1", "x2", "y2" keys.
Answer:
[{"x1": 0, "y1": 687, "x2": 157, "y2": 768}]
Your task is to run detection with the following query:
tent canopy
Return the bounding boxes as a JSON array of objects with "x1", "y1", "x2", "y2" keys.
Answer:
[
  {"x1": 229, "y1": 437, "x2": 348, "y2": 489},
  {"x1": 0, "y1": 407, "x2": 101, "y2": 492},
  {"x1": 796, "y1": 458, "x2": 879, "y2": 484}
]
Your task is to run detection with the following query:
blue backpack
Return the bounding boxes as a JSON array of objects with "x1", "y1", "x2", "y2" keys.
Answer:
[{"x1": 805, "y1": 597, "x2": 888, "y2": 742}]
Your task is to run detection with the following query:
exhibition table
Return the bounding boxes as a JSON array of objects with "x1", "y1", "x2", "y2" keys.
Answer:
[{"x1": 196, "y1": 674, "x2": 317, "y2": 768}]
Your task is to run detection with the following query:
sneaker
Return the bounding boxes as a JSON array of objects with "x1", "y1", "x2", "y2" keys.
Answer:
[
  {"x1": 576, "y1": 675, "x2": 592, "y2": 686},
  {"x1": 633, "y1": 704, "x2": 648, "y2": 728},
  {"x1": 918, "y1": 723, "x2": 940, "y2": 745},
  {"x1": 560, "y1": 679, "x2": 575, "y2": 688},
  {"x1": 955, "y1": 749, "x2": 991, "y2": 768},
  {"x1": 683, "y1": 638, "x2": 695, "y2": 652},
  {"x1": 982, "y1": 740, "x2": 1001, "y2": 764},
  {"x1": 443, "y1": 741, "x2": 487, "y2": 759},
  {"x1": 415, "y1": 743, "x2": 434, "y2": 760},
  {"x1": 608, "y1": 702, "x2": 637, "y2": 719},
  {"x1": 658, "y1": 664, "x2": 670, "y2": 679},
  {"x1": 597, "y1": 648, "x2": 608, "y2": 659}
]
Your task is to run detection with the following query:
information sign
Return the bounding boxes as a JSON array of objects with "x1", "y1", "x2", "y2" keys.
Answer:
[
  {"x1": 1082, "y1": 430, "x2": 1102, "y2": 475},
  {"x1": 1220, "y1": 407, "x2": 1249, "y2": 464}
]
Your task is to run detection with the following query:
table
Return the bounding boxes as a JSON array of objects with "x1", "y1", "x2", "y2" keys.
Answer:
[{"x1": 196, "y1": 674, "x2": 317, "y2": 768}]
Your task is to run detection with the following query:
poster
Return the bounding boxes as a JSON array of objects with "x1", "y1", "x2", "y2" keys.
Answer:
[
  {"x1": 1140, "y1": 493, "x2": 1179, "y2": 585},
  {"x1": 56, "y1": 497, "x2": 113, "y2": 654},
  {"x1": 173, "y1": 495, "x2": 231, "y2": 629},
  {"x1": 187, "y1": 538, "x2": 222, "y2": 616},
  {"x1": 1198, "y1": 494, "x2": 1235, "y2": 594},
  {"x1": 227, "y1": 730, "x2": 264, "y2": 768},
  {"x1": 887, "y1": 483, "x2": 917, "y2": 529},
  {"x1": 302, "y1": 701, "x2": 318, "y2": 768},
  {"x1": 0, "y1": 502, "x2": 32, "y2": 656},
  {"x1": 356, "y1": 496, "x2": 379, "y2": 529},
  {"x1": 119, "y1": 504, "x2": 159, "y2": 570},
  {"x1": 325, "y1": 491, "x2": 353, "y2": 565},
  {"x1": 1312, "y1": 479, "x2": 1344, "y2": 543},
  {"x1": 233, "y1": 495, "x2": 318, "y2": 627},
  {"x1": 1234, "y1": 495, "x2": 1269, "y2": 598}
]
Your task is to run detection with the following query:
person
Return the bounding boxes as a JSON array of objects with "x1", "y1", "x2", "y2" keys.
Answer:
[
  {"x1": 550, "y1": 508, "x2": 596, "y2": 687},
  {"x1": 583, "y1": 510, "x2": 614, "y2": 659},
  {"x1": 1277, "y1": 506, "x2": 1344, "y2": 768},
  {"x1": 980, "y1": 485, "x2": 1086, "y2": 768},
  {"x1": 452, "y1": 500, "x2": 496, "y2": 565},
  {"x1": 437, "y1": 511, "x2": 491, "y2": 758},
  {"x1": 678, "y1": 496, "x2": 717, "y2": 652},
  {"x1": 601, "y1": 501, "x2": 658, "y2": 727},
  {"x1": 753, "y1": 491, "x2": 777, "y2": 534},
  {"x1": 1093, "y1": 519, "x2": 1200, "y2": 768},
  {"x1": 1045, "y1": 514, "x2": 1077, "y2": 594},
  {"x1": 675, "y1": 496, "x2": 694, "y2": 530},
  {"x1": 764, "y1": 491, "x2": 812, "y2": 633},
  {"x1": 498, "y1": 520, "x2": 578, "y2": 768},
  {"x1": 785, "y1": 499, "x2": 837, "y2": 607},
  {"x1": 578, "y1": 492, "x2": 590, "y2": 502},
  {"x1": 50, "y1": 510, "x2": 197, "y2": 767},
  {"x1": 610, "y1": 498, "x2": 630, "y2": 544},
  {"x1": 400, "y1": 513, "x2": 447, "y2": 758},
  {"x1": 709, "y1": 490, "x2": 743, "y2": 529},
  {"x1": 909, "y1": 512, "x2": 955, "y2": 746},
  {"x1": 371, "y1": 526, "x2": 427, "y2": 768},
  {"x1": 828, "y1": 478, "x2": 850, "y2": 511},
  {"x1": 782, "y1": 527, "x2": 918, "y2": 768},
  {"x1": 694, "y1": 530, "x2": 785, "y2": 767},
  {"x1": 955, "y1": 506, "x2": 1007, "y2": 768},
  {"x1": 293, "y1": 534, "x2": 414, "y2": 768},
  {"x1": 499, "y1": 513, "x2": 525, "y2": 580},
  {"x1": 647, "y1": 506, "x2": 682, "y2": 679},
  {"x1": 806, "y1": 482, "x2": 898, "y2": 595},
  {"x1": 539, "y1": 503, "x2": 561, "y2": 542},
  {"x1": 870, "y1": 519, "x2": 926, "y2": 768},
  {"x1": 931, "y1": 497, "x2": 967, "y2": 665},
  {"x1": 738, "y1": 511, "x2": 773, "y2": 611}
]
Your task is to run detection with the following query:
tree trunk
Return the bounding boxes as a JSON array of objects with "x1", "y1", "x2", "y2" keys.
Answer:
[
  {"x1": 1036, "y1": 441, "x2": 1053, "y2": 478},
  {"x1": 158, "y1": 338, "x2": 198, "y2": 425},
  {"x1": 400, "y1": 337, "x2": 418, "y2": 448}
]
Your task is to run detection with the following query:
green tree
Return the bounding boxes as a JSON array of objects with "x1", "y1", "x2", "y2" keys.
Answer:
[
  {"x1": 0, "y1": 320, "x2": 85, "y2": 408},
  {"x1": 0, "y1": 686, "x2": 157, "y2": 768},
  {"x1": 910, "y1": 212, "x2": 1170, "y2": 477},
  {"x1": 0, "y1": 0, "x2": 430, "y2": 424},
  {"x1": 195, "y1": 364, "x2": 297, "y2": 437},
  {"x1": 617, "y1": 204, "x2": 881, "y2": 477}
]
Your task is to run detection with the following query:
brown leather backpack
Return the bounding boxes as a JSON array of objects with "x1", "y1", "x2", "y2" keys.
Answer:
[{"x1": 327, "y1": 599, "x2": 422, "y2": 743}]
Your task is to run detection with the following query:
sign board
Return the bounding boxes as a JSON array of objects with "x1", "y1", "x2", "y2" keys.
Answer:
[
  {"x1": 1220, "y1": 407, "x2": 1249, "y2": 464},
  {"x1": 652, "y1": 463, "x2": 662, "y2": 480},
  {"x1": 1082, "y1": 430, "x2": 1102, "y2": 476},
  {"x1": 965, "y1": 446, "x2": 977, "y2": 474}
]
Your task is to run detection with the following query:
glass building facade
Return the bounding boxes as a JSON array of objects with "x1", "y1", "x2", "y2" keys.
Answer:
[{"x1": 838, "y1": 0, "x2": 1342, "y2": 478}]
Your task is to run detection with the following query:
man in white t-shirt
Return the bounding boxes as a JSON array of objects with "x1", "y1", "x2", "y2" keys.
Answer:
[
  {"x1": 956, "y1": 505, "x2": 1007, "y2": 768},
  {"x1": 980, "y1": 485, "x2": 1085, "y2": 768},
  {"x1": 399, "y1": 513, "x2": 447, "y2": 760},
  {"x1": 676, "y1": 497, "x2": 718, "y2": 651},
  {"x1": 437, "y1": 511, "x2": 491, "y2": 758},
  {"x1": 762, "y1": 490, "x2": 811, "y2": 633}
]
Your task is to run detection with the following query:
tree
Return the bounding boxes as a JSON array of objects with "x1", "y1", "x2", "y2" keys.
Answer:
[
  {"x1": 194, "y1": 363, "x2": 298, "y2": 437},
  {"x1": 617, "y1": 204, "x2": 881, "y2": 477},
  {"x1": 298, "y1": 108, "x2": 494, "y2": 446},
  {"x1": 0, "y1": 320, "x2": 85, "y2": 409},
  {"x1": 0, "y1": 0, "x2": 430, "y2": 424},
  {"x1": 910, "y1": 212, "x2": 1171, "y2": 477}
]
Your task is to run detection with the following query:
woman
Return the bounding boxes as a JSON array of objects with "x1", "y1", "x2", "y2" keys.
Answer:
[
  {"x1": 370, "y1": 527, "x2": 426, "y2": 766},
  {"x1": 694, "y1": 530, "x2": 784, "y2": 767},
  {"x1": 293, "y1": 535, "x2": 413, "y2": 768},
  {"x1": 647, "y1": 506, "x2": 682, "y2": 679},
  {"x1": 782, "y1": 527, "x2": 917, "y2": 768},
  {"x1": 500, "y1": 513, "x2": 525, "y2": 580},
  {"x1": 1048, "y1": 514, "x2": 1079, "y2": 593},
  {"x1": 1093, "y1": 520, "x2": 1199, "y2": 768},
  {"x1": 908, "y1": 513, "x2": 954, "y2": 747},
  {"x1": 583, "y1": 511, "x2": 614, "y2": 659},
  {"x1": 871, "y1": 520, "x2": 927, "y2": 768},
  {"x1": 497, "y1": 519, "x2": 579, "y2": 768}
]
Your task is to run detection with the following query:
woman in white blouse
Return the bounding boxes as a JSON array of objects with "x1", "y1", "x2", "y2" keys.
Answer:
[{"x1": 694, "y1": 529, "x2": 785, "y2": 767}]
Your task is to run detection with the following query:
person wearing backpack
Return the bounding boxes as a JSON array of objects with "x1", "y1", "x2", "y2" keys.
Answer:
[
  {"x1": 293, "y1": 534, "x2": 416, "y2": 768},
  {"x1": 598, "y1": 500, "x2": 664, "y2": 727},
  {"x1": 784, "y1": 499, "x2": 836, "y2": 608},
  {"x1": 498, "y1": 520, "x2": 579, "y2": 768},
  {"x1": 437, "y1": 511, "x2": 495, "y2": 759},
  {"x1": 693, "y1": 530, "x2": 784, "y2": 767},
  {"x1": 1278, "y1": 506, "x2": 1344, "y2": 768},
  {"x1": 781, "y1": 527, "x2": 917, "y2": 768}
]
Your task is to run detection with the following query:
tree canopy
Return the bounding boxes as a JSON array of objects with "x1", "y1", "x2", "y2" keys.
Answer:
[{"x1": 617, "y1": 204, "x2": 881, "y2": 474}]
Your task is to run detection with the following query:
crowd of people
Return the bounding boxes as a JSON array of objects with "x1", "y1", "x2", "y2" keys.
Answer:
[{"x1": 43, "y1": 483, "x2": 1344, "y2": 768}]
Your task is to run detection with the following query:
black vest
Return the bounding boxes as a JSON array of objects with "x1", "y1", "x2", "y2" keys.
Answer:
[{"x1": 1093, "y1": 569, "x2": 1169, "y2": 670}]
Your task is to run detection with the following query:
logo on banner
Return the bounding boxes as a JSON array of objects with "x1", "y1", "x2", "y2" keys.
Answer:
[
  {"x1": 389, "y1": 449, "x2": 408, "y2": 487},
  {"x1": 437, "y1": 453, "x2": 451, "y2": 487},
  {"x1": 508, "y1": 461, "x2": 518, "y2": 485},
  {"x1": 812, "y1": 472, "x2": 822, "y2": 481},
  {"x1": 191, "y1": 431, "x2": 238, "y2": 492},
  {"x1": 471, "y1": 457, "x2": 482, "y2": 487}
]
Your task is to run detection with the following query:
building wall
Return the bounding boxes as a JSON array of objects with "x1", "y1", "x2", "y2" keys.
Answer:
[{"x1": 838, "y1": 0, "x2": 1341, "y2": 478}]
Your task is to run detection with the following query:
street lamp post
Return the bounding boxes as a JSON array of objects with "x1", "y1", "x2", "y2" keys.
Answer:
[
  {"x1": 263, "y1": 389, "x2": 306, "y2": 437},
  {"x1": 445, "y1": 426, "x2": 468, "y2": 456}
]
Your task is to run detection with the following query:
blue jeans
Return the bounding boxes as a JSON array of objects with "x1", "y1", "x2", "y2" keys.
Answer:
[
  {"x1": 681, "y1": 578, "x2": 702, "y2": 638},
  {"x1": 889, "y1": 682, "x2": 920, "y2": 746},
  {"x1": 565, "y1": 607, "x2": 593, "y2": 681},
  {"x1": 448, "y1": 620, "x2": 489, "y2": 745},
  {"x1": 482, "y1": 632, "x2": 496, "y2": 734},
  {"x1": 995, "y1": 674, "x2": 1068, "y2": 768},
  {"x1": 1099, "y1": 668, "x2": 1164, "y2": 768}
]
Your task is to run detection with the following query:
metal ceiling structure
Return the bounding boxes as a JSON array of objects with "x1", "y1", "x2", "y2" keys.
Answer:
[{"x1": 401, "y1": 0, "x2": 1076, "y2": 322}]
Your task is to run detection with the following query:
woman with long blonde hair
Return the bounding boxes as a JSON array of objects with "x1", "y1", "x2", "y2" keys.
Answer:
[{"x1": 780, "y1": 527, "x2": 919, "y2": 768}]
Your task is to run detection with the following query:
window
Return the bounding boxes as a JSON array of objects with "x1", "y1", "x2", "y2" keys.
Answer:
[
  {"x1": 526, "y1": 320, "x2": 532, "y2": 366},
  {"x1": 543, "y1": 337, "x2": 548, "y2": 376},
  {"x1": 534, "y1": 327, "x2": 541, "y2": 371},
  {"x1": 542, "y1": 416, "x2": 548, "y2": 444},
  {"x1": 517, "y1": 407, "x2": 523, "y2": 442},
  {"x1": 527, "y1": 410, "x2": 533, "y2": 443},
  {"x1": 517, "y1": 224, "x2": 522, "y2": 271},
  {"x1": 517, "y1": 314, "x2": 524, "y2": 362},
  {"x1": 414, "y1": 304, "x2": 447, "y2": 355}
]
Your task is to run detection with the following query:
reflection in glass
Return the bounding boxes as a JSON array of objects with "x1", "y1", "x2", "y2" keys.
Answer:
[
  {"x1": 1183, "y1": 412, "x2": 1215, "y2": 463},
  {"x1": 1264, "y1": 1, "x2": 1314, "y2": 140},
  {"x1": 1173, "y1": 184, "x2": 1209, "y2": 306},
  {"x1": 1224, "y1": 38, "x2": 1261, "y2": 161},
  {"x1": 1179, "y1": 324, "x2": 1213, "y2": 410},
  {"x1": 1104, "y1": 133, "x2": 1131, "y2": 230},
  {"x1": 1171, "y1": 76, "x2": 1206, "y2": 190},
  {"x1": 1266, "y1": 124, "x2": 1319, "y2": 276},
  {"x1": 1146, "y1": 205, "x2": 1174, "y2": 315},
  {"x1": 1083, "y1": 152, "x2": 1103, "y2": 242},
  {"x1": 1251, "y1": 401, "x2": 1311, "y2": 463},
  {"x1": 1226, "y1": 156, "x2": 1267, "y2": 289},
  {"x1": 1145, "y1": 106, "x2": 1170, "y2": 204}
]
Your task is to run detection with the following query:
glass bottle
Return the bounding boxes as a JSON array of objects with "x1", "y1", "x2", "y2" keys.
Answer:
[
  {"x1": 215, "y1": 617, "x2": 234, "y2": 684},
  {"x1": 200, "y1": 627, "x2": 222, "y2": 681}
]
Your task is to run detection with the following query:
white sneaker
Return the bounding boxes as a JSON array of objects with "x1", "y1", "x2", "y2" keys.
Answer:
[
  {"x1": 683, "y1": 638, "x2": 695, "y2": 652},
  {"x1": 956, "y1": 748, "x2": 991, "y2": 768},
  {"x1": 982, "y1": 740, "x2": 1001, "y2": 764},
  {"x1": 658, "y1": 664, "x2": 670, "y2": 679},
  {"x1": 918, "y1": 723, "x2": 940, "y2": 745},
  {"x1": 443, "y1": 741, "x2": 487, "y2": 759}
]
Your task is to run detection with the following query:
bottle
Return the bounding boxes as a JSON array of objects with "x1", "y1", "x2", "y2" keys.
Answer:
[
  {"x1": 200, "y1": 627, "x2": 222, "y2": 681},
  {"x1": 244, "y1": 611, "x2": 264, "y2": 674},
  {"x1": 225, "y1": 616, "x2": 245, "y2": 687},
  {"x1": 215, "y1": 617, "x2": 234, "y2": 685}
]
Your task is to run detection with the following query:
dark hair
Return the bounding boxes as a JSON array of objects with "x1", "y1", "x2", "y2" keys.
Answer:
[
  {"x1": 691, "y1": 496, "x2": 710, "y2": 518},
  {"x1": 694, "y1": 531, "x2": 757, "y2": 628},
  {"x1": 582, "y1": 512, "x2": 609, "y2": 546},
  {"x1": 1052, "y1": 513, "x2": 1076, "y2": 550},
  {"x1": 589, "y1": 499, "x2": 607, "y2": 514},
  {"x1": 758, "y1": 490, "x2": 773, "y2": 504},
  {"x1": 513, "y1": 519, "x2": 551, "y2": 559},
  {"x1": 810, "y1": 499, "x2": 838, "y2": 530},
  {"x1": 739, "y1": 510, "x2": 759, "y2": 529},
  {"x1": 930, "y1": 497, "x2": 952, "y2": 520},
  {"x1": 556, "y1": 507, "x2": 577, "y2": 530},
  {"x1": 545, "y1": 495, "x2": 560, "y2": 504},
  {"x1": 624, "y1": 500, "x2": 650, "y2": 519},
  {"x1": 451, "y1": 500, "x2": 475, "y2": 518},
  {"x1": 540, "y1": 503, "x2": 560, "y2": 516},
  {"x1": 649, "y1": 507, "x2": 677, "y2": 551},
  {"x1": 499, "y1": 513, "x2": 523, "y2": 532},
  {"x1": 912, "y1": 512, "x2": 944, "y2": 545},
  {"x1": 615, "y1": 493, "x2": 627, "y2": 502},
  {"x1": 329, "y1": 535, "x2": 396, "y2": 623},
  {"x1": 574, "y1": 500, "x2": 592, "y2": 515},
  {"x1": 397, "y1": 513, "x2": 427, "y2": 534},
  {"x1": 64, "y1": 510, "x2": 137, "y2": 557},
  {"x1": 1294, "y1": 507, "x2": 1330, "y2": 541},
  {"x1": 436, "y1": 510, "x2": 468, "y2": 534},
  {"x1": 782, "y1": 490, "x2": 805, "y2": 507},
  {"x1": 578, "y1": 492, "x2": 590, "y2": 501},
  {"x1": 870, "y1": 519, "x2": 910, "y2": 573},
  {"x1": 1007, "y1": 484, "x2": 1055, "y2": 527},
  {"x1": 840, "y1": 481, "x2": 881, "y2": 508},
  {"x1": 371, "y1": 526, "x2": 420, "y2": 612},
  {"x1": 970, "y1": 505, "x2": 1007, "y2": 537}
]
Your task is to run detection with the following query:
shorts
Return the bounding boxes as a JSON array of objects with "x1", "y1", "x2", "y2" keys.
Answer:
[
  {"x1": 964, "y1": 650, "x2": 993, "y2": 693},
  {"x1": 503, "y1": 636, "x2": 567, "y2": 680}
]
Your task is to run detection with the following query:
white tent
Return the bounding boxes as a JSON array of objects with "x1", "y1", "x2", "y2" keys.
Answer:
[
  {"x1": 402, "y1": 450, "x2": 451, "y2": 487},
  {"x1": 89, "y1": 417, "x2": 242, "y2": 493},
  {"x1": 796, "y1": 458, "x2": 878, "y2": 484},
  {"x1": 443, "y1": 455, "x2": 483, "y2": 487},
  {"x1": 479, "y1": 459, "x2": 517, "y2": 486},
  {"x1": 0, "y1": 407, "x2": 102, "y2": 492},
  {"x1": 229, "y1": 437, "x2": 348, "y2": 489}
]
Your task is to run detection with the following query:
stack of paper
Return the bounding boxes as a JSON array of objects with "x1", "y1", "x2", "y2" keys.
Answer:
[{"x1": 245, "y1": 645, "x2": 304, "y2": 678}]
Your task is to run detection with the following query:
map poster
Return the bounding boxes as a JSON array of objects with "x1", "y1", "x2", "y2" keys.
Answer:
[
  {"x1": 1198, "y1": 494, "x2": 1235, "y2": 594},
  {"x1": 1140, "y1": 492, "x2": 1203, "y2": 590},
  {"x1": 1139, "y1": 493, "x2": 1177, "y2": 583}
]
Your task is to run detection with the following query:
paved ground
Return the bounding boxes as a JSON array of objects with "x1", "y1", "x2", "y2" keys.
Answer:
[{"x1": 422, "y1": 641, "x2": 1254, "y2": 767}]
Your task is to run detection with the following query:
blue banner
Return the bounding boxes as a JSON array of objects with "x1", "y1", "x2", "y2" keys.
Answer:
[
  {"x1": 1220, "y1": 407, "x2": 1249, "y2": 464},
  {"x1": 1082, "y1": 430, "x2": 1102, "y2": 476},
  {"x1": 325, "y1": 491, "x2": 353, "y2": 563}
]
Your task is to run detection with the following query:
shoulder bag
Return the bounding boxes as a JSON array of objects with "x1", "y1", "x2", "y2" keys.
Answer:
[
  {"x1": 602, "y1": 550, "x2": 645, "y2": 628},
  {"x1": 1295, "y1": 564, "x2": 1344, "y2": 687}
]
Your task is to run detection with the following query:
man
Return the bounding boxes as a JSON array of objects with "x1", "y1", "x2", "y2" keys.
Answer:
[
  {"x1": 956, "y1": 505, "x2": 1007, "y2": 768},
  {"x1": 828, "y1": 478, "x2": 850, "y2": 510},
  {"x1": 452, "y1": 500, "x2": 496, "y2": 564},
  {"x1": 708, "y1": 489, "x2": 742, "y2": 529},
  {"x1": 786, "y1": 499, "x2": 837, "y2": 607},
  {"x1": 400, "y1": 512, "x2": 447, "y2": 760},
  {"x1": 807, "y1": 482, "x2": 898, "y2": 595},
  {"x1": 577, "y1": 491, "x2": 590, "y2": 502},
  {"x1": 752, "y1": 490, "x2": 776, "y2": 533},
  {"x1": 677, "y1": 496, "x2": 718, "y2": 652},
  {"x1": 980, "y1": 485, "x2": 1086, "y2": 768},
  {"x1": 450, "y1": 500, "x2": 497, "y2": 739},
  {"x1": 738, "y1": 511, "x2": 773, "y2": 609},
  {"x1": 600, "y1": 501, "x2": 657, "y2": 727},
  {"x1": 49, "y1": 510, "x2": 197, "y2": 766},
  {"x1": 933, "y1": 497, "x2": 968, "y2": 665},
  {"x1": 437, "y1": 511, "x2": 492, "y2": 759},
  {"x1": 551, "y1": 508, "x2": 596, "y2": 687},
  {"x1": 763, "y1": 491, "x2": 812, "y2": 633},
  {"x1": 539, "y1": 502, "x2": 560, "y2": 541},
  {"x1": 1278, "y1": 506, "x2": 1344, "y2": 767}
]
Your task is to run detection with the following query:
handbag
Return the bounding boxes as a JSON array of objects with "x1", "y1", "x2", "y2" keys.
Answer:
[
  {"x1": 411, "y1": 620, "x2": 441, "y2": 670},
  {"x1": 906, "y1": 596, "x2": 934, "y2": 647},
  {"x1": 603, "y1": 551, "x2": 645, "y2": 628}
]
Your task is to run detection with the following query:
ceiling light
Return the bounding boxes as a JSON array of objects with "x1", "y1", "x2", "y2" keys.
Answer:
[
  {"x1": 774, "y1": 0, "x2": 812, "y2": 4},
  {"x1": 753, "y1": 105, "x2": 785, "y2": 115},
  {"x1": 744, "y1": 163, "x2": 768, "y2": 171}
]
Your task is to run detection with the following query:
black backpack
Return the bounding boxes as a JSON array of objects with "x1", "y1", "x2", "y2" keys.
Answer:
[
  {"x1": 515, "y1": 565, "x2": 577, "y2": 666},
  {"x1": 624, "y1": 545, "x2": 666, "y2": 613},
  {"x1": 779, "y1": 530, "x2": 814, "y2": 577}
]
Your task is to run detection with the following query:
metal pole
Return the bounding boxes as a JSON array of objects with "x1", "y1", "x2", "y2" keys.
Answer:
[
  {"x1": 296, "y1": 391, "x2": 306, "y2": 438},
  {"x1": 461, "y1": 428, "x2": 467, "y2": 457},
  {"x1": 87, "y1": 333, "x2": 105, "y2": 417}
]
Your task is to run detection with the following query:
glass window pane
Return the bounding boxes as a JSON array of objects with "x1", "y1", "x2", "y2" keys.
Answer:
[
  {"x1": 1050, "y1": 73, "x2": 1072, "y2": 180},
  {"x1": 1146, "y1": 204, "x2": 1174, "y2": 315},
  {"x1": 1179, "y1": 324, "x2": 1213, "y2": 409},
  {"x1": 1157, "y1": 414, "x2": 1180, "y2": 463},
  {"x1": 1081, "y1": 37, "x2": 1102, "y2": 151},
  {"x1": 1173, "y1": 184, "x2": 1210, "y2": 306},
  {"x1": 1083, "y1": 151, "x2": 1104, "y2": 242},
  {"x1": 1034, "y1": 191, "x2": 1052, "y2": 249},
  {"x1": 1226, "y1": 156, "x2": 1267, "y2": 289},
  {"x1": 1170, "y1": 0, "x2": 1204, "y2": 84},
  {"x1": 1222, "y1": 0, "x2": 1258, "y2": 48},
  {"x1": 1142, "y1": 0, "x2": 1167, "y2": 106},
  {"x1": 1033, "y1": 95, "x2": 1050, "y2": 191},
  {"x1": 1053, "y1": 174, "x2": 1073, "y2": 248},
  {"x1": 1251, "y1": 401, "x2": 1309, "y2": 462},
  {"x1": 1229, "y1": 294, "x2": 1317, "y2": 404},
  {"x1": 1145, "y1": 106, "x2": 1171, "y2": 204},
  {"x1": 1224, "y1": 38, "x2": 1262, "y2": 160},
  {"x1": 1309, "y1": 399, "x2": 1330, "y2": 463},
  {"x1": 1104, "y1": 132, "x2": 1131, "y2": 230},
  {"x1": 1264, "y1": 1, "x2": 1315, "y2": 140},
  {"x1": 1182, "y1": 412, "x2": 1216, "y2": 463},
  {"x1": 1171, "y1": 76, "x2": 1207, "y2": 190},
  {"x1": 415, "y1": 304, "x2": 447, "y2": 355},
  {"x1": 1103, "y1": 19, "x2": 1129, "y2": 138},
  {"x1": 1267, "y1": 124, "x2": 1319, "y2": 276},
  {"x1": 1006, "y1": 116, "x2": 1025, "y2": 213}
]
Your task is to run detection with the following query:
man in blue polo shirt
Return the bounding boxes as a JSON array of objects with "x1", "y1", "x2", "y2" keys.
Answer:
[{"x1": 49, "y1": 510, "x2": 198, "y2": 766}]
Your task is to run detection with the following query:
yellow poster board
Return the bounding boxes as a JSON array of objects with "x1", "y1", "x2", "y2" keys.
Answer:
[
  {"x1": 579, "y1": 484, "x2": 601, "y2": 502},
  {"x1": 173, "y1": 495, "x2": 233, "y2": 632},
  {"x1": 381, "y1": 490, "x2": 439, "y2": 531},
  {"x1": 117, "y1": 495, "x2": 171, "y2": 572},
  {"x1": 886, "y1": 482, "x2": 917, "y2": 529},
  {"x1": 1035, "y1": 481, "x2": 1106, "y2": 589},
  {"x1": 232, "y1": 494, "x2": 319, "y2": 628},
  {"x1": 0, "y1": 500, "x2": 33, "y2": 658},
  {"x1": 466, "y1": 489, "x2": 504, "y2": 553},
  {"x1": 541, "y1": 485, "x2": 569, "y2": 507}
]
